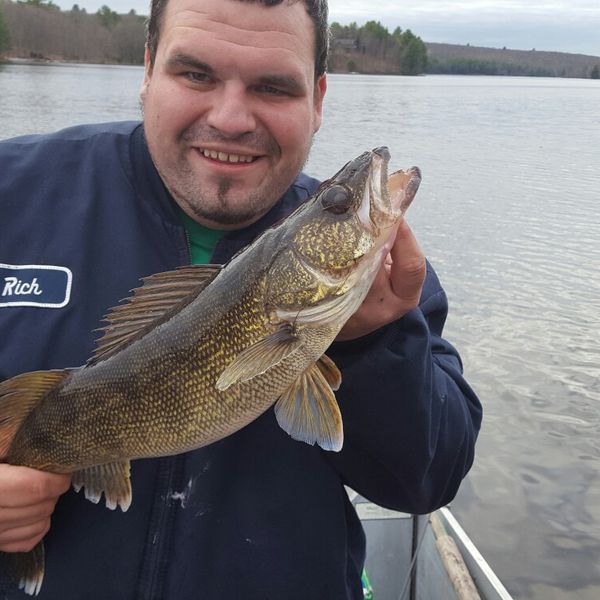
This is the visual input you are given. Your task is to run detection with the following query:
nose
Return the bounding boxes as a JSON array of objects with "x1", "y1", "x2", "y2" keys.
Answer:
[{"x1": 205, "y1": 82, "x2": 257, "y2": 138}]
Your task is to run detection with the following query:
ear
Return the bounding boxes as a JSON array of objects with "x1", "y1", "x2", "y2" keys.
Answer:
[
  {"x1": 313, "y1": 74, "x2": 327, "y2": 134},
  {"x1": 140, "y1": 46, "x2": 153, "y2": 100}
]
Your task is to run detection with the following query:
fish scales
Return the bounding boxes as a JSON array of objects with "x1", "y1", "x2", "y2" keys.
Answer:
[
  {"x1": 5, "y1": 223, "x2": 333, "y2": 470},
  {"x1": 0, "y1": 147, "x2": 422, "y2": 594}
]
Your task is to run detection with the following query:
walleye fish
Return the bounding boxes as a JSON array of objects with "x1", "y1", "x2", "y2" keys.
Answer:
[{"x1": 0, "y1": 147, "x2": 420, "y2": 594}]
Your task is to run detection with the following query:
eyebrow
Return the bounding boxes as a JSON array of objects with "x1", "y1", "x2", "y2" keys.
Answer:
[{"x1": 166, "y1": 53, "x2": 214, "y2": 73}]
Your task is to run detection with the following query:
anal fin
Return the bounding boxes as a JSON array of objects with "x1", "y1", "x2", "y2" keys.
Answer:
[
  {"x1": 274, "y1": 357, "x2": 344, "y2": 452},
  {"x1": 72, "y1": 460, "x2": 132, "y2": 511}
]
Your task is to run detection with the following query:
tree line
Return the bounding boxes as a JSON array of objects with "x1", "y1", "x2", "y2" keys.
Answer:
[
  {"x1": 426, "y1": 42, "x2": 600, "y2": 79},
  {"x1": 0, "y1": 2, "x2": 429, "y2": 75},
  {"x1": 427, "y1": 57, "x2": 557, "y2": 78},
  {"x1": 329, "y1": 20, "x2": 428, "y2": 75},
  {"x1": 0, "y1": 0, "x2": 146, "y2": 64}
]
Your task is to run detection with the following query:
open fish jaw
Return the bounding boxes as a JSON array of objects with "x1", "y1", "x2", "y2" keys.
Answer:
[{"x1": 274, "y1": 148, "x2": 421, "y2": 330}]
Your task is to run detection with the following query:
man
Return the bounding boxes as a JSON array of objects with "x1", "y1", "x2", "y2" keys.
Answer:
[{"x1": 0, "y1": 0, "x2": 481, "y2": 598}]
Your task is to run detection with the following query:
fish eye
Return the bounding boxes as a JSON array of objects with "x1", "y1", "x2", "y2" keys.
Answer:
[{"x1": 321, "y1": 185, "x2": 351, "y2": 215}]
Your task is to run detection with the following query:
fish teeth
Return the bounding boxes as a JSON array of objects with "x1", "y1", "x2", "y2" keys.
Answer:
[{"x1": 201, "y1": 149, "x2": 254, "y2": 164}]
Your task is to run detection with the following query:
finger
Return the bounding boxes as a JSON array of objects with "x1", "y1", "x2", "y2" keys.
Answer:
[
  {"x1": 388, "y1": 220, "x2": 426, "y2": 300},
  {"x1": 0, "y1": 499, "x2": 57, "y2": 530},
  {"x1": 0, "y1": 465, "x2": 71, "y2": 508},
  {"x1": 0, "y1": 519, "x2": 51, "y2": 553}
]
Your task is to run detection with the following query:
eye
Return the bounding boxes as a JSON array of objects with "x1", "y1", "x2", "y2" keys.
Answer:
[
  {"x1": 321, "y1": 185, "x2": 351, "y2": 215},
  {"x1": 256, "y1": 84, "x2": 287, "y2": 96},
  {"x1": 185, "y1": 72, "x2": 213, "y2": 84}
]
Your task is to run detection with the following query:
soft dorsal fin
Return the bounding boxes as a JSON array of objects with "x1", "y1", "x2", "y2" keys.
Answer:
[{"x1": 89, "y1": 265, "x2": 222, "y2": 365}]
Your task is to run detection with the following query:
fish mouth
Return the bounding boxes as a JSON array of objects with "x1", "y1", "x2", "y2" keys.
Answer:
[
  {"x1": 359, "y1": 146, "x2": 421, "y2": 228},
  {"x1": 356, "y1": 147, "x2": 421, "y2": 231},
  {"x1": 388, "y1": 165, "x2": 422, "y2": 215}
]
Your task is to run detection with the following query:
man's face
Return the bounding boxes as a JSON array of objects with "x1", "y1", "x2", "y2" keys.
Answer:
[{"x1": 140, "y1": 0, "x2": 327, "y2": 229}]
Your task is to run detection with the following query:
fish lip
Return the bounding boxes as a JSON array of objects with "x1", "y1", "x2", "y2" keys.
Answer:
[
  {"x1": 360, "y1": 149, "x2": 421, "y2": 232},
  {"x1": 388, "y1": 166, "x2": 422, "y2": 214},
  {"x1": 372, "y1": 146, "x2": 391, "y2": 162}
]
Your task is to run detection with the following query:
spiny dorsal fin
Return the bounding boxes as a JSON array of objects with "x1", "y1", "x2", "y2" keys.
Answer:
[
  {"x1": 216, "y1": 324, "x2": 302, "y2": 391},
  {"x1": 0, "y1": 370, "x2": 71, "y2": 459},
  {"x1": 274, "y1": 361, "x2": 344, "y2": 452},
  {"x1": 89, "y1": 265, "x2": 222, "y2": 366},
  {"x1": 72, "y1": 460, "x2": 132, "y2": 512}
]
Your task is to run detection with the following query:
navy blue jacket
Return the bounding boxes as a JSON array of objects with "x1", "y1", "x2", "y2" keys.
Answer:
[{"x1": 0, "y1": 122, "x2": 481, "y2": 599}]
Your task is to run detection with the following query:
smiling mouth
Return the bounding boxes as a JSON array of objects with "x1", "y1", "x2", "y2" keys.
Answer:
[{"x1": 199, "y1": 149, "x2": 257, "y2": 164}]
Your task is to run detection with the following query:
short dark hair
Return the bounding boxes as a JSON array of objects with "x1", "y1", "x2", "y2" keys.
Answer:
[{"x1": 146, "y1": 0, "x2": 329, "y2": 78}]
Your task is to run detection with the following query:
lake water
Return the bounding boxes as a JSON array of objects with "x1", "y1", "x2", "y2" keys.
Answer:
[{"x1": 1, "y1": 62, "x2": 600, "y2": 599}]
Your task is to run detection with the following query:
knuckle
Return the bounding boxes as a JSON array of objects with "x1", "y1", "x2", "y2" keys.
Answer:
[
  {"x1": 29, "y1": 478, "x2": 52, "y2": 502},
  {"x1": 38, "y1": 518, "x2": 51, "y2": 539},
  {"x1": 402, "y1": 256, "x2": 426, "y2": 280},
  {"x1": 40, "y1": 499, "x2": 58, "y2": 518},
  {"x1": 29, "y1": 473, "x2": 67, "y2": 502},
  {"x1": 28, "y1": 518, "x2": 51, "y2": 541}
]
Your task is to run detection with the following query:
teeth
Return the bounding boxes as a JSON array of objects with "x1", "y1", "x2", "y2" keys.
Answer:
[{"x1": 201, "y1": 149, "x2": 254, "y2": 164}]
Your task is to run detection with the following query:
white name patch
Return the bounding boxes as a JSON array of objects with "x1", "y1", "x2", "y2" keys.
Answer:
[{"x1": 0, "y1": 263, "x2": 73, "y2": 308}]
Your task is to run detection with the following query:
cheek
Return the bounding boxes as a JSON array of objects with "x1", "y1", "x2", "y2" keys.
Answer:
[
  {"x1": 145, "y1": 84, "x2": 195, "y2": 134},
  {"x1": 268, "y1": 108, "x2": 315, "y2": 153}
]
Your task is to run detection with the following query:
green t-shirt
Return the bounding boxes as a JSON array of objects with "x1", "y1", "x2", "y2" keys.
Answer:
[{"x1": 179, "y1": 210, "x2": 225, "y2": 265}]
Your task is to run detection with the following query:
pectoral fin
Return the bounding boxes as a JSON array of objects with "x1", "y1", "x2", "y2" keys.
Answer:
[
  {"x1": 274, "y1": 358, "x2": 344, "y2": 452},
  {"x1": 216, "y1": 324, "x2": 302, "y2": 391},
  {"x1": 72, "y1": 460, "x2": 132, "y2": 511}
]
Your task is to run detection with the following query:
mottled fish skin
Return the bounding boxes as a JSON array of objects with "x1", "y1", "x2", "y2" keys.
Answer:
[
  {"x1": 0, "y1": 147, "x2": 421, "y2": 595},
  {"x1": 3, "y1": 148, "x2": 420, "y2": 472}
]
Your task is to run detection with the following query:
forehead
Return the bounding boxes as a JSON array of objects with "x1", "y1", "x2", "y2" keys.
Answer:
[{"x1": 159, "y1": 0, "x2": 315, "y2": 67}]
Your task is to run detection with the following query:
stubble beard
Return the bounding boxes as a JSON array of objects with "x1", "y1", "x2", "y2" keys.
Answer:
[
  {"x1": 162, "y1": 166, "x2": 285, "y2": 228},
  {"x1": 161, "y1": 146, "x2": 313, "y2": 229}
]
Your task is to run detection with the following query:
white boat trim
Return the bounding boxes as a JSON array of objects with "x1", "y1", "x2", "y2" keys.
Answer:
[{"x1": 438, "y1": 507, "x2": 513, "y2": 600}]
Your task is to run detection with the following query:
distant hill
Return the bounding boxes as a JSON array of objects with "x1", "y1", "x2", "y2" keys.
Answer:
[{"x1": 425, "y1": 42, "x2": 600, "y2": 79}]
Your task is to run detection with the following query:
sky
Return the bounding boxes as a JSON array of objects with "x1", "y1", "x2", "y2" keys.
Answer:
[{"x1": 51, "y1": 0, "x2": 600, "y2": 57}]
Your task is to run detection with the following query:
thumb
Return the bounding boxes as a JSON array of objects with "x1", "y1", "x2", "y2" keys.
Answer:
[{"x1": 388, "y1": 220, "x2": 426, "y2": 301}]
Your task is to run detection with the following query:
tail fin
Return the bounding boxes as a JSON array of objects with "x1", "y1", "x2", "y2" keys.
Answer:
[
  {"x1": 0, "y1": 370, "x2": 70, "y2": 458},
  {"x1": 3, "y1": 541, "x2": 45, "y2": 596},
  {"x1": 0, "y1": 370, "x2": 70, "y2": 595}
]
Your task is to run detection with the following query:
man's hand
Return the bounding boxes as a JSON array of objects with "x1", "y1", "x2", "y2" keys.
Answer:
[
  {"x1": 337, "y1": 220, "x2": 426, "y2": 341},
  {"x1": 0, "y1": 464, "x2": 71, "y2": 553}
]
